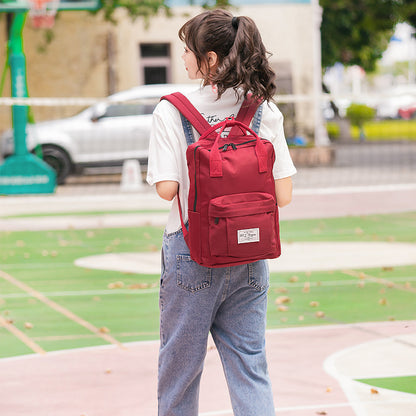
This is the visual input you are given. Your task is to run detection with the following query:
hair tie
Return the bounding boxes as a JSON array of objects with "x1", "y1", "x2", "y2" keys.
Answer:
[{"x1": 231, "y1": 16, "x2": 239, "y2": 30}]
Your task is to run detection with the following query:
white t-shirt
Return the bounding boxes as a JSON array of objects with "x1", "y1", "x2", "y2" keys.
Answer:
[{"x1": 147, "y1": 85, "x2": 297, "y2": 233}]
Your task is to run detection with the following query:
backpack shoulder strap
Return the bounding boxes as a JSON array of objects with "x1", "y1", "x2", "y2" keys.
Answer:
[
  {"x1": 230, "y1": 95, "x2": 262, "y2": 137},
  {"x1": 161, "y1": 92, "x2": 211, "y2": 136}
]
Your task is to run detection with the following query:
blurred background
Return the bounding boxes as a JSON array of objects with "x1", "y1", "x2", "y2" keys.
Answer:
[{"x1": 0, "y1": 0, "x2": 415, "y2": 194}]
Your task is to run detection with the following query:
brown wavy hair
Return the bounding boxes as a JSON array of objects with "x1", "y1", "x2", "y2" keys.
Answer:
[{"x1": 179, "y1": 9, "x2": 276, "y2": 102}]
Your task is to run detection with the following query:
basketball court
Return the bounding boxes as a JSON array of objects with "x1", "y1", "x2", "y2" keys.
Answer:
[{"x1": 1, "y1": 187, "x2": 416, "y2": 415}]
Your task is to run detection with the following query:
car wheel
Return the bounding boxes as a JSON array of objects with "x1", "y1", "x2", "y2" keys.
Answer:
[{"x1": 41, "y1": 145, "x2": 72, "y2": 185}]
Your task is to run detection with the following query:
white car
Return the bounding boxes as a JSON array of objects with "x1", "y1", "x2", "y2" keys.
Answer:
[{"x1": 0, "y1": 83, "x2": 197, "y2": 184}]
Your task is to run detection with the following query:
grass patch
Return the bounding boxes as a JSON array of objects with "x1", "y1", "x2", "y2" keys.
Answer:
[
  {"x1": 326, "y1": 119, "x2": 416, "y2": 141},
  {"x1": 356, "y1": 376, "x2": 416, "y2": 395}
]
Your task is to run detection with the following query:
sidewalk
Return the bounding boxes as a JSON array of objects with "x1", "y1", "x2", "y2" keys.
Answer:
[{"x1": 1, "y1": 183, "x2": 416, "y2": 226}]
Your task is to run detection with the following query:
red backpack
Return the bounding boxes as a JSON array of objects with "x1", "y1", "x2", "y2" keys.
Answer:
[{"x1": 162, "y1": 92, "x2": 281, "y2": 268}]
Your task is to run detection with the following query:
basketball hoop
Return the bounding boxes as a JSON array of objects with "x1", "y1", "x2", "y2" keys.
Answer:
[{"x1": 28, "y1": 0, "x2": 60, "y2": 29}]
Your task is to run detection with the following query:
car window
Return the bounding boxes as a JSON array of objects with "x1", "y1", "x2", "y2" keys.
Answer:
[{"x1": 103, "y1": 102, "x2": 156, "y2": 118}]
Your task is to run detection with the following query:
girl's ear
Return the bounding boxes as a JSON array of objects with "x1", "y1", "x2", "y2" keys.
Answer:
[{"x1": 207, "y1": 51, "x2": 218, "y2": 69}]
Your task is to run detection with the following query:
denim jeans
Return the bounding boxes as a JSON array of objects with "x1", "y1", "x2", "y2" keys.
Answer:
[{"x1": 158, "y1": 228, "x2": 275, "y2": 416}]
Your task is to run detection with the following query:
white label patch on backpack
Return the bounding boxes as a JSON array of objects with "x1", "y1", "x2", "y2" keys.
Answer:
[{"x1": 238, "y1": 228, "x2": 260, "y2": 244}]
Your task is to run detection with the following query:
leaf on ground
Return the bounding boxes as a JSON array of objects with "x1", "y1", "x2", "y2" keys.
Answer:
[
  {"x1": 302, "y1": 282, "x2": 310, "y2": 293},
  {"x1": 16, "y1": 240, "x2": 25, "y2": 247},
  {"x1": 309, "y1": 301, "x2": 320, "y2": 307},
  {"x1": 315, "y1": 311, "x2": 325, "y2": 318},
  {"x1": 378, "y1": 298, "x2": 388, "y2": 306},
  {"x1": 99, "y1": 327, "x2": 110, "y2": 334},
  {"x1": 357, "y1": 282, "x2": 365, "y2": 288},
  {"x1": 24, "y1": 322, "x2": 33, "y2": 329},
  {"x1": 371, "y1": 388, "x2": 379, "y2": 394},
  {"x1": 275, "y1": 296, "x2": 291, "y2": 305},
  {"x1": 108, "y1": 281, "x2": 124, "y2": 289},
  {"x1": 277, "y1": 305, "x2": 289, "y2": 312},
  {"x1": 148, "y1": 244, "x2": 159, "y2": 252},
  {"x1": 128, "y1": 283, "x2": 149, "y2": 289},
  {"x1": 382, "y1": 266, "x2": 394, "y2": 271}
]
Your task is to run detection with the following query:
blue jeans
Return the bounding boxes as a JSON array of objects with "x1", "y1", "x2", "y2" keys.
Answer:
[{"x1": 158, "y1": 228, "x2": 275, "y2": 416}]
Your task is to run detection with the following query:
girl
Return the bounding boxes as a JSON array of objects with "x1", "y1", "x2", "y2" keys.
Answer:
[{"x1": 147, "y1": 9, "x2": 296, "y2": 416}]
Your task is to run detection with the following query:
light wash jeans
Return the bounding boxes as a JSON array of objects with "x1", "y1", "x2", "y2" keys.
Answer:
[{"x1": 158, "y1": 228, "x2": 275, "y2": 416}]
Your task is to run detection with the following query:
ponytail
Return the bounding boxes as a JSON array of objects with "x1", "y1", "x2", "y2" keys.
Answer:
[{"x1": 179, "y1": 10, "x2": 276, "y2": 102}]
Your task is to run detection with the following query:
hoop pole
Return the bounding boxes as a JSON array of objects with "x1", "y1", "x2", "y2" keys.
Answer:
[
  {"x1": 0, "y1": 12, "x2": 56, "y2": 194},
  {"x1": 9, "y1": 12, "x2": 29, "y2": 156}
]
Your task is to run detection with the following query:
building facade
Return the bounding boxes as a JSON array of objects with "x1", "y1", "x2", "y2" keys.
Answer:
[{"x1": 0, "y1": 0, "x2": 318, "y2": 139}]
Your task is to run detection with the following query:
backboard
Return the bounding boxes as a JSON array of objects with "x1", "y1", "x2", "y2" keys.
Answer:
[{"x1": 0, "y1": 0, "x2": 101, "y2": 12}]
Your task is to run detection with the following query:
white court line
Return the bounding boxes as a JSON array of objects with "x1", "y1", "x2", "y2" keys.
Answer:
[
  {"x1": 0, "y1": 288, "x2": 160, "y2": 299},
  {"x1": 2, "y1": 276, "x2": 416, "y2": 299},
  {"x1": 323, "y1": 335, "x2": 416, "y2": 416}
]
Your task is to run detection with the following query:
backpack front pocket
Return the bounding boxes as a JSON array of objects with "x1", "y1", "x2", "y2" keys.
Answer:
[{"x1": 208, "y1": 192, "x2": 277, "y2": 258}]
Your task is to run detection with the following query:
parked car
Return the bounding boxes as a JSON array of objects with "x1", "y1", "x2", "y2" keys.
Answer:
[
  {"x1": 0, "y1": 83, "x2": 197, "y2": 184},
  {"x1": 398, "y1": 104, "x2": 416, "y2": 120}
]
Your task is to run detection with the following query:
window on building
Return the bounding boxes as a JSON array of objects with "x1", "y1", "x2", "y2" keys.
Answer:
[{"x1": 139, "y1": 43, "x2": 171, "y2": 85}]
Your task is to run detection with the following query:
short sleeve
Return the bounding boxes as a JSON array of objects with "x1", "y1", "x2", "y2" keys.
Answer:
[
  {"x1": 259, "y1": 102, "x2": 297, "y2": 180},
  {"x1": 146, "y1": 102, "x2": 181, "y2": 186}
]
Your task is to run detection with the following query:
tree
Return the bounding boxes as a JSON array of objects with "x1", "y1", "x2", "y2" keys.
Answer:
[
  {"x1": 320, "y1": 0, "x2": 399, "y2": 72},
  {"x1": 99, "y1": 0, "x2": 231, "y2": 23},
  {"x1": 397, "y1": 0, "x2": 416, "y2": 29}
]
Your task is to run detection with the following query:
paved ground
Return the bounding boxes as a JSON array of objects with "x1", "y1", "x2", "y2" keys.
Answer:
[{"x1": 1, "y1": 322, "x2": 415, "y2": 416}]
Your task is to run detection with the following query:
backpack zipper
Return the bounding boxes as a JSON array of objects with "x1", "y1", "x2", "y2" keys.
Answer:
[{"x1": 220, "y1": 139, "x2": 256, "y2": 152}]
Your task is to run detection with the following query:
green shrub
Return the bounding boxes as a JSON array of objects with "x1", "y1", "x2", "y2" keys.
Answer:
[
  {"x1": 346, "y1": 103, "x2": 376, "y2": 127},
  {"x1": 326, "y1": 122, "x2": 340, "y2": 139}
]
